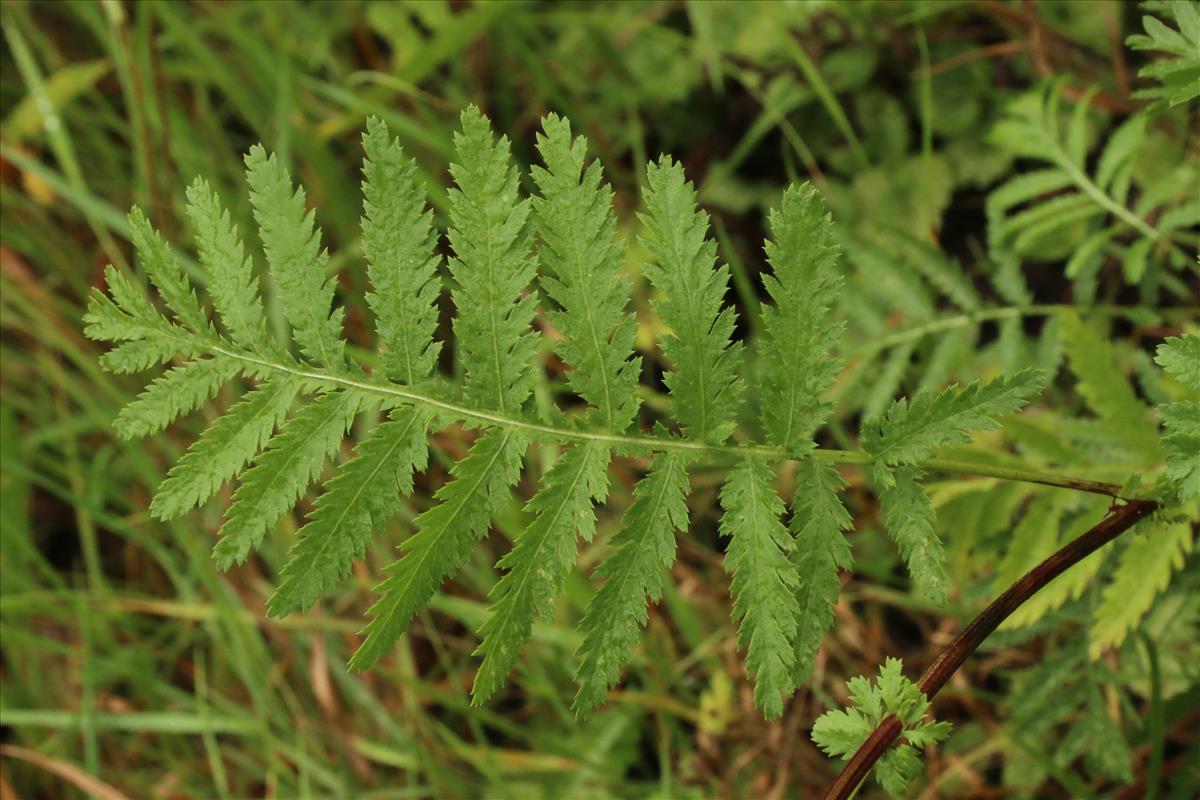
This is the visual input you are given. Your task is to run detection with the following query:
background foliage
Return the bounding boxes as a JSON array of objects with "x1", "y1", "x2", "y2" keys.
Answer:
[{"x1": 1, "y1": 1, "x2": 1196, "y2": 797}]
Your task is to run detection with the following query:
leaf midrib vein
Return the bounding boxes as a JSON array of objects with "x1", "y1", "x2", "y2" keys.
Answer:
[{"x1": 201, "y1": 342, "x2": 1128, "y2": 498}]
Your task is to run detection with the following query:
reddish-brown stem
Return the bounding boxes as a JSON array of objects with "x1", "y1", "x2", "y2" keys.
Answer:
[{"x1": 822, "y1": 498, "x2": 1159, "y2": 800}]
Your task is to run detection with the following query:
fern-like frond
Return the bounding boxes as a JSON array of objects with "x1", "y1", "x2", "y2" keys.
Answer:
[
  {"x1": 351, "y1": 108, "x2": 538, "y2": 669},
  {"x1": 1059, "y1": 309, "x2": 1161, "y2": 456},
  {"x1": 838, "y1": 228, "x2": 1074, "y2": 421},
  {"x1": 213, "y1": 390, "x2": 368, "y2": 568},
  {"x1": 863, "y1": 369, "x2": 1044, "y2": 475},
  {"x1": 127, "y1": 207, "x2": 209, "y2": 334},
  {"x1": 1056, "y1": 683, "x2": 1134, "y2": 783},
  {"x1": 113, "y1": 357, "x2": 241, "y2": 440},
  {"x1": 1006, "y1": 644, "x2": 1087, "y2": 733},
  {"x1": 1155, "y1": 333, "x2": 1200, "y2": 390},
  {"x1": 351, "y1": 428, "x2": 525, "y2": 671},
  {"x1": 1127, "y1": 0, "x2": 1200, "y2": 106},
  {"x1": 185, "y1": 178, "x2": 268, "y2": 353},
  {"x1": 84, "y1": 258, "x2": 216, "y2": 376},
  {"x1": 245, "y1": 145, "x2": 346, "y2": 368},
  {"x1": 987, "y1": 81, "x2": 1194, "y2": 291},
  {"x1": 792, "y1": 459, "x2": 853, "y2": 684},
  {"x1": 472, "y1": 442, "x2": 609, "y2": 703},
  {"x1": 719, "y1": 457, "x2": 799, "y2": 718},
  {"x1": 558, "y1": 158, "x2": 747, "y2": 708},
  {"x1": 1156, "y1": 334, "x2": 1200, "y2": 500},
  {"x1": 769, "y1": 190, "x2": 894, "y2": 686},
  {"x1": 532, "y1": 114, "x2": 641, "y2": 431},
  {"x1": 640, "y1": 157, "x2": 743, "y2": 444},
  {"x1": 447, "y1": 106, "x2": 538, "y2": 414},
  {"x1": 83, "y1": 106, "x2": 1195, "y2": 728},
  {"x1": 568, "y1": 157, "x2": 747, "y2": 714},
  {"x1": 880, "y1": 467, "x2": 949, "y2": 604},
  {"x1": 254, "y1": 118, "x2": 446, "y2": 618},
  {"x1": 1157, "y1": 402, "x2": 1200, "y2": 501},
  {"x1": 812, "y1": 658, "x2": 951, "y2": 799},
  {"x1": 150, "y1": 380, "x2": 299, "y2": 521},
  {"x1": 875, "y1": 229, "x2": 982, "y2": 315},
  {"x1": 757, "y1": 183, "x2": 844, "y2": 452},
  {"x1": 97, "y1": 336, "x2": 201, "y2": 375},
  {"x1": 573, "y1": 452, "x2": 691, "y2": 717},
  {"x1": 268, "y1": 406, "x2": 432, "y2": 617},
  {"x1": 467, "y1": 116, "x2": 644, "y2": 702},
  {"x1": 1090, "y1": 518, "x2": 1194, "y2": 657},
  {"x1": 361, "y1": 117, "x2": 442, "y2": 386},
  {"x1": 84, "y1": 266, "x2": 189, "y2": 351}
]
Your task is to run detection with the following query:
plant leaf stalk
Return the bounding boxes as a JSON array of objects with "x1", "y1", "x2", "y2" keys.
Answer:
[
  {"x1": 822, "y1": 497, "x2": 1160, "y2": 800},
  {"x1": 204, "y1": 341, "x2": 1129, "y2": 499}
]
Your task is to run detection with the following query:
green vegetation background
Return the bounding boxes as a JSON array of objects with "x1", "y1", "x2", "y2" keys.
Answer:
[{"x1": 1, "y1": 1, "x2": 1196, "y2": 798}]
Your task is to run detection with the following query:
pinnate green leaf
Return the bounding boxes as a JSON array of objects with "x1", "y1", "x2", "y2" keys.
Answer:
[
  {"x1": 1155, "y1": 333, "x2": 1200, "y2": 391},
  {"x1": 128, "y1": 207, "x2": 209, "y2": 334},
  {"x1": 213, "y1": 390, "x2": 366, "y2": 568},
  {"x1": 812, "y1": 658, "x2": 951, "y2": 799},
  {"x1": 757, "y1": 183, "x2": 844, "y2": 452},
  {"x1": 640, "y1": 157, "x2": 743, "y2": 444},
  {"x1": 792, "y1": 459, "x2": 853, "y2": 684},
  {"x1": 880, "y1": 467, "x2": 949, "y2": 604},
  {"x1": 573, "y1": 452, "x2": 690, "y2": 717},
  {"x1": 1060, "y1": 309, "x2": 1160, "y2": 454},
  {"x1": 719, "y1": 457, "x2": 800, "y2": 718},
  {"x1": 1155, "y1": 333, "x2": 1200, "y2": 500},
  {"x1": 245, "y1": 145, "x2": 346, "y2": 368},
  {"x1": 863, "y1": 369, "x2": 1044, "y2": 473},
  {"x1": 185, "y1": 177, "x2": 268, "y2": 353},
  {"x1": 447, "y1": 106, "x2": 538, "y2": 414},
  {"x1": 361, "y1": 117, "x2": 442, "y2": 385},
  {"x1": 269, "y1": 406, "x2": 432, "y2": 617},
  {"x1": 532, "y1": 114, "x2": 641, "y2": 431},
  {"x1": 113, "y1": 357, "x2": 242, "y2": 440},
  {"x1": 1127, "y1": 0, "x2": 1200, "y2": 106},
  {"x1": 151, "y1": 379, "x2": 299, "y2": 521},
  {"x1": 1090, "y1": 519, "x2": 1194, "y2": 657},
  {"x1": 472, "y1": 443, "x2": 609, "y2": 704},
  {"x1": 351, "y1": 428, "x2": 526, "y2": 671}
]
